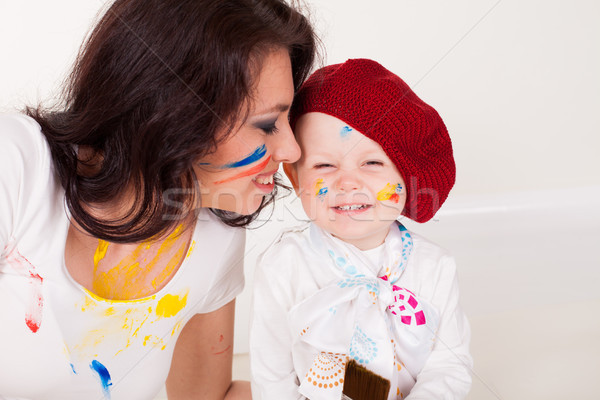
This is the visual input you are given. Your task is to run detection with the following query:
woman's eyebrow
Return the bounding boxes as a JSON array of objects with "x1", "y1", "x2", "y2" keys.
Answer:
[{"x1": 250, "y1": 103, "x2": 290, "y2": 119}]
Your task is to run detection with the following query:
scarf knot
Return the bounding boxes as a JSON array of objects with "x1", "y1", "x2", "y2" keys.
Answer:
[{"x1": 289, "y1": 223, "x2": 440, "y2": 400}]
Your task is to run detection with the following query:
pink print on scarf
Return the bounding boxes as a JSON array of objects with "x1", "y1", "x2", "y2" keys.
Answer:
[
  {"x1": 380, "y1": 276, "x2": 426, "y2": 326},
  {"x1": 5, "y1": 247, "x2": 44, "y2": 333}
]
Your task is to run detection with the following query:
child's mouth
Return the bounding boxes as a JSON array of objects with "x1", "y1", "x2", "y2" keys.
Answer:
[{"x1": 332, "y1": 204, "x2": 373, "y2": 214}]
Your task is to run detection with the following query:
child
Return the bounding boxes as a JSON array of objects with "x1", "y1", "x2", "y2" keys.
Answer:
[{"x1": 249, "y1": 59, "x2": 472, "y2": 400}]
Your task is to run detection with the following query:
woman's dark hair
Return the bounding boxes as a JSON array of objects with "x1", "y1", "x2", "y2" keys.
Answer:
[{"x1": 26, "y1": 0, "x2": 317, "y2": 242}]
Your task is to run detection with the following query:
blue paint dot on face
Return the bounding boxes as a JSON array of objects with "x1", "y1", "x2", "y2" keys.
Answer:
[
  {"x1": 340, "y1": 126, "x2": 353, "y2": 138},
  {"x1": 90, "y1": 360, "x2": 112, "y2": 399},
  {"x1": 70, "y1": 363, "x2": 77, "y2": 374}
]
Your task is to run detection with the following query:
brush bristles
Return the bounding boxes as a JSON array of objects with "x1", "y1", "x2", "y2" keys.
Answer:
[{"x1": 342, "y1": 359, "x2": 390, "y2": 400}]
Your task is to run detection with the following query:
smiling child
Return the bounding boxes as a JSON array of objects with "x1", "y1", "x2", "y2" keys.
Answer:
[{"x1": 249, "y1": 59, "x2": 473, "y2": 400}]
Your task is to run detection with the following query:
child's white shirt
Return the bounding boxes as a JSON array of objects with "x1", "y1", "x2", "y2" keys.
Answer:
[{"x1": 250, "y1": 222, "x2": 472, "y2": 400}]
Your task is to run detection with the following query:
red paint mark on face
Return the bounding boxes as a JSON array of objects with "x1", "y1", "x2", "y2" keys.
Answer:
[
  {"x1": 212, "y1": 345, "x2": 232, "y2": 355},
  {"x1": 213, "y1": 156, "x2": 271, "y2": 184},
  {"x1": 5, "y1": 247, "x2": 44, "y2": 333},
  {"x1": 219, "y1": 334, "x2": 224, "y2": 342}
]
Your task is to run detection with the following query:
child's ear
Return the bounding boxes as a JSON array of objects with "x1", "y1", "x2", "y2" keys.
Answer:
[{"x1": 283, "y1": 163, "x2": 299, "y2": 194}]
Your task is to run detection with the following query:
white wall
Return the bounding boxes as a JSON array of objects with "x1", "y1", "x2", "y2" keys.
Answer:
[{"x1": 3, "y1": 0, "x2": 599, "y2": 195}]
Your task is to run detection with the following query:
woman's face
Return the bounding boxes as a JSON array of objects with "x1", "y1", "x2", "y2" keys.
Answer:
[{"x1": 194, "y1": 48, "x2": 300, "y2": 215}]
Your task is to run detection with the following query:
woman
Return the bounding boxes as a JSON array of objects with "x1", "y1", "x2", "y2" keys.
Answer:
[{"x1": 0, "y1": 0, "x2": 316, "y2": 399}]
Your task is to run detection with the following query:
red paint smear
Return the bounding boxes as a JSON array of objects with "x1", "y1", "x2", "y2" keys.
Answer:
[
  {"x1": 6, "y1": 247, "x2": 44, "y2": 333},
  {"x1": 212, "y1": 345, "x2": 231, "y2": 355},
  {"x1": 219, "y1": 334, "x2": 224, "y2": 342},
  {"x1": 213, "y1": 156, "x2": 271, "y2": 184}
]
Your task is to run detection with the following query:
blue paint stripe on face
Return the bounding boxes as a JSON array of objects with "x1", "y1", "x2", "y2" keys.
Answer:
[
  {"x1": 221, "y1": 144, "x2": 267, "y2": 169},
  {"x1": 90, "y1": 360, "x2": 112, "y2": 399}
]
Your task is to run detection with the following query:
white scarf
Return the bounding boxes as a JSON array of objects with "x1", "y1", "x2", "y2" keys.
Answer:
[{"x1": 288, "y1": 222, "x2": 440, "y2": 400}]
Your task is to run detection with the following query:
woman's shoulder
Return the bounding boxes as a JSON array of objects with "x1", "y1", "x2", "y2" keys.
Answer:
[{"x1": 0, "y1": 113, "x2": 51, "y2": 170}]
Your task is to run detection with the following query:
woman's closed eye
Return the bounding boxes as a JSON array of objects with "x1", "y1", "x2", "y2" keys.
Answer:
[{"x1": 254, "y1": 119, "x2": 279, "y2": 135}]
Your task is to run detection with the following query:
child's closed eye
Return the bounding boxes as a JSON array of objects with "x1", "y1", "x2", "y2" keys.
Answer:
[
  {"x1": 364, "y1": 160, "x2": 384, "y2": 166},
  {"x1": 313, "y1": 163, "x2": 335, "y2": 169}
]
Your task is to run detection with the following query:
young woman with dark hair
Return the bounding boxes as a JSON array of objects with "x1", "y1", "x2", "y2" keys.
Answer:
[{"x1": 0, "y1": 0, "x2": 317, "y2": 398}]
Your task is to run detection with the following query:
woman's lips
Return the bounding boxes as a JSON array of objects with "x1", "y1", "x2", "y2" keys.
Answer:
[{"x1": 252, "y1": 168, "x2": 278, "y2": 193}]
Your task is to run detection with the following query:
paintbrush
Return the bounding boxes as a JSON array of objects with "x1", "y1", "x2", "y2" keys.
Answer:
[{"x1": 341, "y1": 359, "x2": 390, "y2": 400}]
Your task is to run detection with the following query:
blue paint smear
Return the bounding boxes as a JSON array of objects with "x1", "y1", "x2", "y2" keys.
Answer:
[
  {"x1": 317, "y1": 186, "x2": 328, "y2": 198},
  {"x1": 90, "y1": 360, "x2": 112, "y2": 399},
  {"x1": 340, "y1": 126, "x2": 353, "y2": 138},
  {"x1": 70, "y1": 363, "x2": 77, "y2": 374},
  {"x1": 221, "y1": 144, "x2": 267, "y2": 169}
]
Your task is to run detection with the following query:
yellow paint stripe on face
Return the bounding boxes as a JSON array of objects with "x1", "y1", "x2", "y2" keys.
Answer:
[{"x1": 156, "y1": 290, "x2": 189, "y2": 318}]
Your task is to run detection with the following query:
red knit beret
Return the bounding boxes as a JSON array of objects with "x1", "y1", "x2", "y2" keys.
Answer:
[{"x1": 289, "y1": 58, "x2": 455, "y2": 223}]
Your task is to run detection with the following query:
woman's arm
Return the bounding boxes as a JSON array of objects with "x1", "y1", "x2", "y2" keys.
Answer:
[{"x1": 166, "y1": 299, "x2": 251, "y2": 400}]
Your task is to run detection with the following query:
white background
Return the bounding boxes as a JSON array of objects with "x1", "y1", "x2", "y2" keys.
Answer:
[
  {"x1": 2, "y1": 1, "x2": 600, "y2": 399},
  {"x1": 2, "y1": 0, "x2": 599, "y2": 196}
]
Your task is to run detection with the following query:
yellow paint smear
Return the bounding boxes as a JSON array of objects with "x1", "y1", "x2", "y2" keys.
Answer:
[
  {"x1": 156, "y1": 291, "x2": 189, "y2": 318},
  {"x1": 93, "y1": 240, "x2": 109, "y2": 271},
  {"x1": 376, "y1": 183, "x2": 398, "y2": 201},
  {"x1": 186, "y1": 241, "x2": 196, "y2": 259},
  {"x1": 91, "y1": 224, "x2": 188, "y2": 300}
]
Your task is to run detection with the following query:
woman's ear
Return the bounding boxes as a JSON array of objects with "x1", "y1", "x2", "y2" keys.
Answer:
[{"x1": 283, "y1": 163, "x2": 299, "y2": 194}]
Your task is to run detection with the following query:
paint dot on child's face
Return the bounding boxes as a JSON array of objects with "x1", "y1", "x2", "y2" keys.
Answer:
[
  {"x1": 340, "y1": 126, "x2": 353, "y2": 139},
  {"x1": 376, "y1": 183, "x2": 403, "y2": 203}
]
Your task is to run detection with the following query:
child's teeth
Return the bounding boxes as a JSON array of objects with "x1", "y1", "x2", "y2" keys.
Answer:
[{"x1": 338, "y1": 204, "x2": 366, "y2": 211}]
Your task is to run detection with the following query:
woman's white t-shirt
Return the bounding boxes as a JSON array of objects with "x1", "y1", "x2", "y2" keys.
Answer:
[{"x1": 0, "y1": 114, "x2": 246, "y2": 400}]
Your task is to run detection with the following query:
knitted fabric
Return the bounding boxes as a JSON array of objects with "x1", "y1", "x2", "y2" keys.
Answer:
[{"x1": 289, "y1": 58, "x2": 455, "y2": 223}]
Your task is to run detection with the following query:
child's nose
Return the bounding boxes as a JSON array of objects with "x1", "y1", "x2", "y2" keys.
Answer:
[{"x1": 335, "y1": 170, "x2": 362, "y2": 193}]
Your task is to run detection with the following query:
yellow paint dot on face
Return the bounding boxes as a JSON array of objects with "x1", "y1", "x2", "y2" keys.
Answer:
[{"x1": 156, "y1": 291, "x2": 189, "y2": 318}]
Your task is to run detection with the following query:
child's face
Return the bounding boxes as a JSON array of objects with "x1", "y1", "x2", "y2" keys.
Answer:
[{"x1": 290, "y1": 112, "x2": 406, "y2": 250}]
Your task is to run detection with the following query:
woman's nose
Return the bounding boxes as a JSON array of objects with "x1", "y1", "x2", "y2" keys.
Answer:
[{"x1": 269, "y1": 122, "x2": 301, "y2": 164}]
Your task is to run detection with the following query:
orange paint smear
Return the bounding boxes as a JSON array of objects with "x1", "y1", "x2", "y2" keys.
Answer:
[{"x1": 213, "y1": 156, "x2": 271, "y2": 184}]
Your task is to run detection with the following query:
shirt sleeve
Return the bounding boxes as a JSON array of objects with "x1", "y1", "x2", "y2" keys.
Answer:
[
  {"x1": 193, "y1": 226, "x2": 246, "y2": 314},
  {"x1": 406, "y1": 256, "x2": 473, "y2": 399},
  {"x1": 249, "y1": 241, "x2": 304, "y2": 400},
  {"x1": 0, "y1": 115, "x2": 47, "y2": 259}
]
